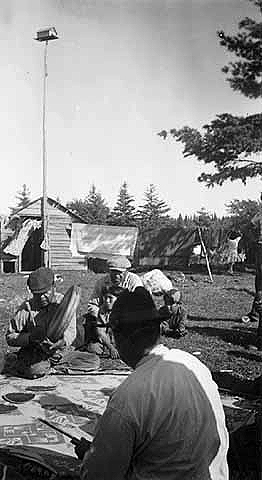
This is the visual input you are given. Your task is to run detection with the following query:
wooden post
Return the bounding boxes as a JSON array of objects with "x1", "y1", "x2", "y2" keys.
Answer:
[
  {"x1": 197, "y1": 227, "x2": 213, "y2": 283},
  {"x1": 42, "y1": 40, "x2": 50, "y2": 268}
]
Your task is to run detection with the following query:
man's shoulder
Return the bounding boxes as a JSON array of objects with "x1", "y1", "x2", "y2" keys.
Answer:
[
  {"x1": 109, "y1": 372, "x2": 138, "y2": 408},
  {"x1": 126, "y1": 270, "x2": 140, "y2": 278},
  {"x1": 124, "y1": 271, "x2": 143, "y2": 284},
  {"x1": 14, "y1": 300, "x2": 30, "y2": 315}
]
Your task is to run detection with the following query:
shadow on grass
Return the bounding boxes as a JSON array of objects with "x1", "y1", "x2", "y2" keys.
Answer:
[
  {"x1": 222, "y1": 287, "x2": 254, "y2": 296},
  {"x1": 189, "y1": 325, "x2": 257, "y2": 348},
  {"x1": 227, "y1": 349, "x2": 262, "y2": 362},
  {"x1": 188, "y1": 315, "x2": 247, "y2": 323}
]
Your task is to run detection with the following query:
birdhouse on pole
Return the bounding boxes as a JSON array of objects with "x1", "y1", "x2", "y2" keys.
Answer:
[{"x1": 35, "y1": 27, "x2": 59, "y2": 42}]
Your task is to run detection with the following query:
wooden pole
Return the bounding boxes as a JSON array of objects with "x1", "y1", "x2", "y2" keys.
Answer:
[
  {"x1": 42, "y1": 40, "x2": 50, "y2": 268},
  {"x1": 197, "y1": 227, "x2": 213, "y2": 283}
]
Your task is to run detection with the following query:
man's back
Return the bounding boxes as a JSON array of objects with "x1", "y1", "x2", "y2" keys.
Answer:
[{"x1": 108, "y1": 344, "x2": 228, "y2": 480}]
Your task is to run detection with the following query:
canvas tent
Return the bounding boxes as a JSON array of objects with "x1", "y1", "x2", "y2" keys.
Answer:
[
  {"x1": 138, "y1": 226, "x2": 213, "y2": 280},
  {"x1": 138, "y1": 227, "x2": 199, "y2": 269}
]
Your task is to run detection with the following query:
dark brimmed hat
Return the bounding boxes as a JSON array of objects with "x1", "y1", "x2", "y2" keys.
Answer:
[
  {"x1": 109, "y1": 287, "x2": 163, "y2": 332},
  {"x1": 27, "y1": 267, "x2": 54, "y2": 294},
  {"x1": 108, "y1": 256, "x2": 131, "y2": 272}
]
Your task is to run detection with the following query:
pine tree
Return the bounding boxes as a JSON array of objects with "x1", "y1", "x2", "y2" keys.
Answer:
[
  {"x1": 195, "y1": 208, "x2": 213, "y2": 228},
  {"x1": 86, "y1": 184, "x2": 110, "y2": 224},
  {"x1": 137, "y1": 184, "x2": 171, "y2": 230},
  {"x1": 160, "y1": 0, "x2": 262, "y2": 186},
  {"x1": 67, "y1": 185, "x2": 110, "y2": 224},
  {"x1": 176, "y1": 213, "x2": 184, "y2": 228},
  {"x1": 66, "y1": 198, "x2": 89, "y2": 220},
  {"x1": 109, "y1": 182, "x2": 137, "y2": 226},
  {"x1": 10, "y1": 184, "x2": 31, "y2": 214}
]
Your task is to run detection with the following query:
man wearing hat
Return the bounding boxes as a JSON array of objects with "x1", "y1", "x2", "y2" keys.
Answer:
[
  {"x1": 5, "y1": 267, "x2": 76, "y2": 378},
  {"x1": 75, "y1": 287, "x2": 229, "y2": 479},
  {"x1": 84, "y1": 255, "x2": 143, "y2": 352}
]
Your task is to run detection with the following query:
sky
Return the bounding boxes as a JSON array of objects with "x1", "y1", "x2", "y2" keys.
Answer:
[{"x1": 1, "y1": 0, "x2": 262, "y2": 218}]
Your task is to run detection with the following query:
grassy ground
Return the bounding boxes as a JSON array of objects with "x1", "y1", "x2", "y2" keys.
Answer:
[
  {"x1": 0, "y1": 269, "x2": 261, "y2": 478},
  {"x1": 1, "y1": 269, "x2": 261, "y2": 378}
]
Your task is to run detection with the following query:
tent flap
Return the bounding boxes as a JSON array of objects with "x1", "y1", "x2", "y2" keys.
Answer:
[{"x1": 4, "y1": 219, "x2": 42, "y2": 257}]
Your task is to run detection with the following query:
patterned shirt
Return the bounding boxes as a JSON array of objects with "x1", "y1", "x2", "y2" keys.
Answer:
[{"x1": 6, "y1": 292, "x2": 76, "y2": 348}]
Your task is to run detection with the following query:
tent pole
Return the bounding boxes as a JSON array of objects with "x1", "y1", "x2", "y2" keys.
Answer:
[{"x1": 197, "y1": 227, "x2": 213, "y2": 283}]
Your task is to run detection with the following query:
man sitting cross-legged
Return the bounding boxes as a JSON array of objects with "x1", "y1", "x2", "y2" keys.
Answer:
[{"x1": 5, "y1": 267, "x2": 78, "y2": 379}]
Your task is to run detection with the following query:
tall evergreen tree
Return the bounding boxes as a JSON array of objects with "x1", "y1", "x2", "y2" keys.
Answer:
[
  {"x1": 109, "y1": 182, "x2": 137, "y2": 226},
  {"x1": 86, "y1": 184, "x2": 110, "y2": 224},
  {"x1": 176, "y1": 213, "x2": 184, "y2": 228},
  {"x1": 195, "y1": 208, "x2": 213, "y2": 228},
  {"x1": 137, "y1": 184, "x2": 171, "y2": 230},
  {"x1": 67, "y1": 185, "x2": 109, "y2": 223},
  {"x1": 159, "y1": 0, "x2": 262, "y2": 187},
  {"x1": 10, "y1": 184, "x2": 31, "y2": 214},
  {"x1": 66, "y1": 198, "x2": 89, "y2": 220}
]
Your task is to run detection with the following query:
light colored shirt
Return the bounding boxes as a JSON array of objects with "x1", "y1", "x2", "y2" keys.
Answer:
[
  {"x1": 87, "y1": 271, "x2": 143, "y2": 317},
  {"x1": 80, "y1": 344, "x2": 229, "y2": 480},
  {"x1": 6, "y1": 292, "x2": 76, "y2": 348}
]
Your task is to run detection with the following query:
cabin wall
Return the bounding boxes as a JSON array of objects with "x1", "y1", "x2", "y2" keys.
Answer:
[{"x1": 48, "y1": 214, "x2": 87, "y2": 271}]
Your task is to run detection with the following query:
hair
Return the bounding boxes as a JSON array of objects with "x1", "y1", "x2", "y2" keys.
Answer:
[
  {"x1": 110, "y1": 287, "x2": 160, "y2": 341},
  {"x1": 126, "y1": 323, "x2": 160, "y2": 350}
]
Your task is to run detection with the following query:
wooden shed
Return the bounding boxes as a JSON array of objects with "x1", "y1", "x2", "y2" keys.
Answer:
[{"x1": 1, "y1": 197, "x2": 88, "y2": 272}]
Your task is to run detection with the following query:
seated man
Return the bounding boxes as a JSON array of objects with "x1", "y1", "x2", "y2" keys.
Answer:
[
  {"x1": 5, "y1": 267, "x2": 77, "y2": 379},
  {"x1": 85, "y1": 255, "x2": 143, "y2": 340},
  {"x1": 84, "y1": 285, "x2": 121, "y2": 359},
  {"x1": 142, "y1": 269, "x2": 187, "y2": 337},
  {"x1": 74, "y1": 287, "x2": 229, "y2": 480}
]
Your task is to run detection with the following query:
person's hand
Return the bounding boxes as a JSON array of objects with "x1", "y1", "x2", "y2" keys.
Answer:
[
  {"x1": 40, "y1": 337, "x2": 56, "y2": 354},
  {"x1": 40, "y1": 337, "x2": 65, "y2": 354},
  {"x1": 109, "y1": 346, "x2": 120, "y2": 359},
  {"x1": 72, "y1": 437, "x2": 91, "y2": 460}
]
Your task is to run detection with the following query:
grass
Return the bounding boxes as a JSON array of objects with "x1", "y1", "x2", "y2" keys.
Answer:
[
  {"x1": 0, "y1": 269, "x2": 261, "y2": 479},
  {"x1": 1, "y1": 269, "x2": 261, "y2": 375}
]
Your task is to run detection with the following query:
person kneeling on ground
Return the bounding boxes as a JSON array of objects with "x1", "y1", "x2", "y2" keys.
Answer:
[
  {"x1": 159, "y1": 288, "x2": 188, "y2": 338},
  {"x1": 142, "y1": 269, "x2": 188, "y2": 338},
  {"x1": 74, "y1": 287, "x2": 229, "y2": 480},
  {"x1": 5, "y1": 267, "x2": 77, "y2": 379},
  {"x1": 84, "y1": 285, "x2": 121, "y2": 359}
]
